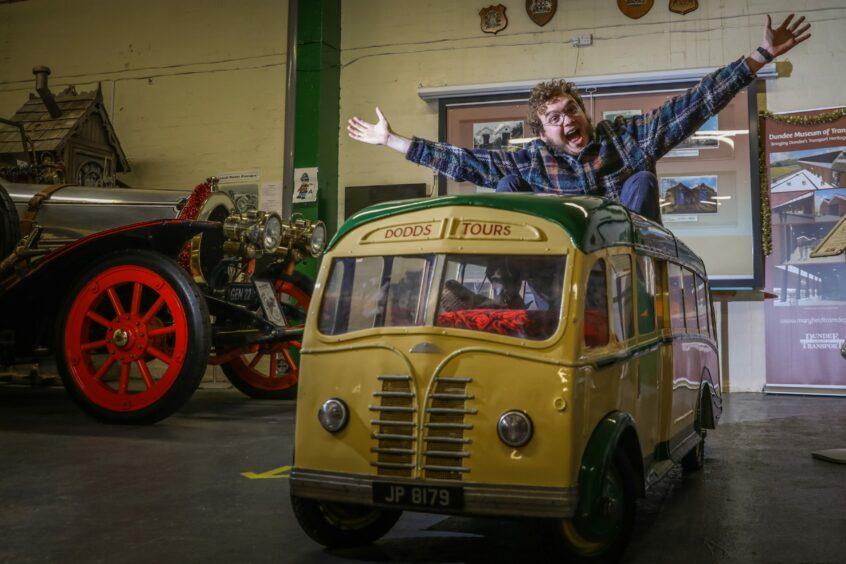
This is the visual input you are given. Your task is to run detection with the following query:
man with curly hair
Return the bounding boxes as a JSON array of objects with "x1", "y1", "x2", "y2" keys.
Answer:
[{"x1": 348, "y1": 14, "x2": 811, "y2": 224}]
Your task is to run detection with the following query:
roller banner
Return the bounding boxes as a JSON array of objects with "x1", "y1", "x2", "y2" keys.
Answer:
[{"x1": 762, "y1": 108, "x2": 846, "y2": 393}]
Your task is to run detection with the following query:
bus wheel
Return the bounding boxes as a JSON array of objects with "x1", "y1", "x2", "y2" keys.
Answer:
[
  {"x1": 57, "y1": 250, "x2": 210, "y2": 424},
  {"x1": 550, "y1": 450, "x2": 636, "y2": 563},
  {"x1": 682, "y1": 434, "x2": 706, "y2": 474},
  {"x1": 682, "y1": 398, "x2": 706, "y2": 474},
  {"x1": 220, "y1": 274, "x2": 312, "y2": 399},
  {"x1": 290, "y1": 495, "x2": 401, "y2": 548}
]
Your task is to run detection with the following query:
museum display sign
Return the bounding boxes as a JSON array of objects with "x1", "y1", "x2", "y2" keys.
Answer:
[{"x1": 761, "y1": 107, "x2": 846, "y2": 394}]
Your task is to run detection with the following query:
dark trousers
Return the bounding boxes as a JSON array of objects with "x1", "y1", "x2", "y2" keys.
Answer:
[{"x1": 495, "y1": 171, "x2": 663, "y2": 225}]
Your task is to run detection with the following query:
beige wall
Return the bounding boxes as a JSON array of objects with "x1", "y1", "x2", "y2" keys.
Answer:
[
  {"x1": 0, "y1": 0, "x2": 289, "y2": 189},
  {"x1": 339, "y1": 0, "x2": 846, "y2": 216}
]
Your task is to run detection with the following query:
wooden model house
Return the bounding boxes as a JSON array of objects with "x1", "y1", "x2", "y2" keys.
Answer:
[{"x1": 0, "y1": 70, "x2": 129, "y2": 187}]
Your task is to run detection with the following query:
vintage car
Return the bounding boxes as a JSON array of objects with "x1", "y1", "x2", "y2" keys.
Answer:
[
  {"x1": 289, "y1": 193, "x2": 721, "y2": 562},
  {"x1": 0, "y1": 177, "x2": 324, "y2": 424}
]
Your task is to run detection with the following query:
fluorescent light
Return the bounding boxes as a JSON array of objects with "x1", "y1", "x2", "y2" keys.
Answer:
[{"x1": 419, "y1": 65, "x2": 777, "y2": 101}]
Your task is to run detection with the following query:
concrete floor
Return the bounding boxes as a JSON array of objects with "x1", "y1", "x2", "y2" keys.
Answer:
[{"x1": 1, "y1": 385, "x2": 844, "y2": 564}]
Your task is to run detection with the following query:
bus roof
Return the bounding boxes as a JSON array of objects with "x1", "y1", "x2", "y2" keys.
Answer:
[{"x1": 330, "y1": 193, "x2": 706, "y2": 276}]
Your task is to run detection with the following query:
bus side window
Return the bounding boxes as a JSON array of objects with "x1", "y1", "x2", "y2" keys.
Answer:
[
  {"x1": 696, "y1": 274, "x2": 710, "y2": 338},
  {"x1": 636, "y1": 256, "x2": 656, "y2": 335},
  {"x1": 682, "y1": 268, "x2": 698, "y2": 334},
  {"x1": 584, "y1": 259, "x2": 609, "y2": 348},
  {"x1": 610, "y1": 254, "x2": 634, "y2": 342},
  {"x1": 668, "y1": 263, "x2": 685, "y2": 332}
]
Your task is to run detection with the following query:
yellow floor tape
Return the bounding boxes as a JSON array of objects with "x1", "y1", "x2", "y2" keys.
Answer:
[{"x1": 241, "y1": 465, "x2": 292, "y2": 479}]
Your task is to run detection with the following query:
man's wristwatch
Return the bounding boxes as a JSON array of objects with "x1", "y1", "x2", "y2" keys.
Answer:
[{"x1": 755, "y1": 46, "x2": 775, "y2": 63}]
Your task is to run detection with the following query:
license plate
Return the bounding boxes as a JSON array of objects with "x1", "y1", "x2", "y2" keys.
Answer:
[
  {"x1": 254, "y1": 279, "x2": 287, "y2": 327},
  {"x1": 372, "y1": 482, "x2": 463, "y2": 510},
  {"x1": 225, "y1": 283, "x2": 257, "y2": 305}
]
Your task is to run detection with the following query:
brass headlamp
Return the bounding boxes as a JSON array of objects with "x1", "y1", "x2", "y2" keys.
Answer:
[
  {"x1": 221, "y1": 211, "x2": 326, "y2": 262},
  {"x1": 223, "y1": 210, "x2": 284, "y2": 259},
  {"x1": 275, "y1": 216, "x2": 327, "y2": 262}
]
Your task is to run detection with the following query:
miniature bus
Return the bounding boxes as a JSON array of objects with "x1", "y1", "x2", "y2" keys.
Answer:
[{"x1": 289, "y1": 193, "x2": 720, "y2": 562}]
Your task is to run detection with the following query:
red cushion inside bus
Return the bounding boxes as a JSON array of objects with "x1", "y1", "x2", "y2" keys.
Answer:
[{"x1": 436, "y1": 309, "x2": 555, "y2": 339}]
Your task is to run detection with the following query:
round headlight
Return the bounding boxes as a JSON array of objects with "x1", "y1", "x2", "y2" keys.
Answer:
[
  {"x1": 497, "y1": 410, "x2": 533, "y2": 447},
  {"x1": 262, "y1": 214, "x2": 283, "y2": 252},
  {"x1": 318, "y1": 398, "x2": 349, "y2": 433},
  {"x1": 309, "y1": 221, "x2": 327, "y2": 257}
]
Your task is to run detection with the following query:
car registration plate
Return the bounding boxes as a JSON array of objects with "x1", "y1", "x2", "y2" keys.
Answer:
[
  {"x1": 372, "y1": 482, "x2": 463, "y2": 510},
  {"x1": 253, "y1": 279, "x2": 287, "y2": 327}
]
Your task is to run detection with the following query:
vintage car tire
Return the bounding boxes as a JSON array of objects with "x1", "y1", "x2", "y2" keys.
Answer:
[
  {"x1": 290, "y1": 494, "x2": 401, "y2": 548},
  {"x1": 0, "y1": 182, "x2": 21, "y2": 259},
  {"x1": 220, "y1": 272, "x2": 313, "y2": 400},
  {"x1": 549, "y1": 450, "x2": 636, "y2": 564},
  {"x1": 56, "y1": 250, "x2": 211, "y2": 424}
]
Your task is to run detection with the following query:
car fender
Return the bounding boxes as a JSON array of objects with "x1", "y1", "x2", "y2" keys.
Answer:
[{"x1": 575, "y1": 411, "x2": 642, "y2": 519}]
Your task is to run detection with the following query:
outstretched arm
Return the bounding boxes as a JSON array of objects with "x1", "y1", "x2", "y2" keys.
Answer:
[
  {"x1": 746, "y1": 13, "x2": 812, "y2": 72},
  {"x1": 631, "y1": 13, "x2": 812, "y2": 160},
  {"x1": 347, "y1": 107, "x2": 412, "y2": 154},
  {"x1": 347, "y1": 106, "x2": 530, "y2": 189}
]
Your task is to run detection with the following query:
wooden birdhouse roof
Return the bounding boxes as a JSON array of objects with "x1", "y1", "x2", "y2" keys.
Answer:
[{"x1": 0, "y1": 84, "x2": 130, "y2": 172}]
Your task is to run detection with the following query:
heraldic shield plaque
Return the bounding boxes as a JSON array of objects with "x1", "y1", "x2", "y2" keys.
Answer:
[
  {"x1": 479, "y1": 4, "x2": 508, "y2": 34},
  {"x1": 526, "y1": 0, "x2": 556, "y2": 27},
  {"x1": 669, "y1": 0, "x2": 698, "y2": 15},
  {"x1": 617, "y1": 0, "x2": 654, "y2": 19}
]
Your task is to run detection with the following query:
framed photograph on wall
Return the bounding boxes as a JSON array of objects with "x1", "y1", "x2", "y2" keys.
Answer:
[
  {"x1": 602, "y1": 109, "x2": 641, "y2": 122},
  {"x1": 472, "y1": 120, "x2": 524, "y2": 150},
  {"x1": 444, "y1": 101, "x2": 531, "y2": 195},
  {"x1": 660, "y1": 175, "x2": 719, "y2": 214},
  {"x1": 667, "y1": 115, "x2": 720, "y2": 156}
]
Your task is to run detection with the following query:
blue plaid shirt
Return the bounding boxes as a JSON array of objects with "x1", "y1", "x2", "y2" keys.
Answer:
[{"x1": 406, "y1": 57, "x2": 755, "y2": 200}]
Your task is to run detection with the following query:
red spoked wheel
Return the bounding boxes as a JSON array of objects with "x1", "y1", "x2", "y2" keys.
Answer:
[
  {"x1": 57, "y1": 250, "x2": 210, "y2": 424},
  {"x1": 219, "y1": 273, "x2": 312, "y2": 400}
]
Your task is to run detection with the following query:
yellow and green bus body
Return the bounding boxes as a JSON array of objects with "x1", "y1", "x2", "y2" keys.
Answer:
[{"x1": 290, "y1": 193, "x2": 720, "y2": 561}]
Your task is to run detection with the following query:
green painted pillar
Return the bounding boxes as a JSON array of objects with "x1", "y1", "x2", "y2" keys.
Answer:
[{"x1": 292, "y1": 0, "x2": 340, "y2": 279}]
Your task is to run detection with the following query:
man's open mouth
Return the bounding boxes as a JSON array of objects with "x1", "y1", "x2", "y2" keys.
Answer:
[{"x1": 564, "y1": 129, "x2": 583, "y2": 143}]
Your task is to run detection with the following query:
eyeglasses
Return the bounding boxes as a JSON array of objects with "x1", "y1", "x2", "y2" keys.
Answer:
[{"x1": 542, "y1": 104, "x2": 581, "y2": 127}]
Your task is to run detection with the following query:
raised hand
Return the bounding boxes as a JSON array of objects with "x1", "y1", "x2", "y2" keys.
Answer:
[
  {"x1": 763, "y1": 14, "x2": 811, "y2": 58},
  {"x1": 347, "y1": 107, "x2": 391, "y2": 145}
]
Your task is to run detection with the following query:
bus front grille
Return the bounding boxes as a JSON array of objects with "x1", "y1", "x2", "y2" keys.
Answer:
[
  {"x1": 370, "y1": 374, "x2": 416, "y2": 477},
  {"x1": 423, "y1": 377, "x2": 475, "y2": 480}
]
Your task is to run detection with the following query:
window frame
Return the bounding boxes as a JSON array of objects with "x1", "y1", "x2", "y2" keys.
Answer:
[{"x1": 436, "y1": 78, "x2": 765, "y2": 290}]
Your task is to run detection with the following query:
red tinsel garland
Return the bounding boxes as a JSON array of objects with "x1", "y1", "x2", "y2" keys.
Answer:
[{"x1": 177, "y1": 181, "x2": 211, "y2": 271}]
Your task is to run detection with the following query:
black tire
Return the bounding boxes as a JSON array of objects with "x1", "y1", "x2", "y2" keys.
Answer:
[
  {"x1": 290, "y1": 495, "x2": 401, "y2": 548},
  {"x1": 682, "y1": 394, "x2": 707, "y2": 474},
  {"x1": 0, "y1": 182, "x2": 21, "y2": 259},
  {"x1": 56, "y1": 250, "x2": 210, "y2": 424},
  {"x1": 547, "y1": 450, "x2": 637, "y2": 564},
  {"x1": 221, "y1": 272, "x2": 313, "y2": 400}
]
